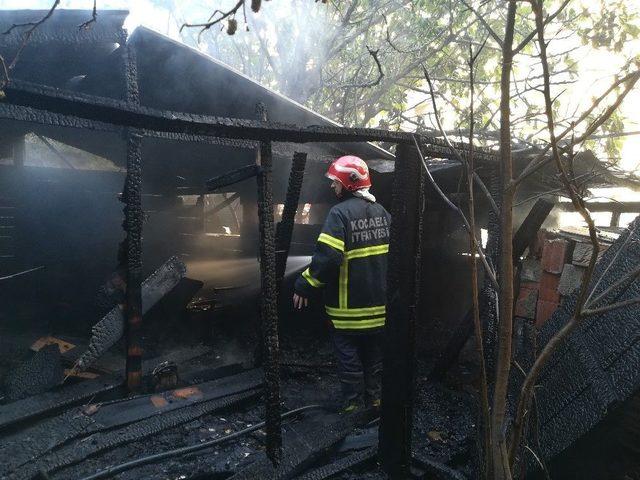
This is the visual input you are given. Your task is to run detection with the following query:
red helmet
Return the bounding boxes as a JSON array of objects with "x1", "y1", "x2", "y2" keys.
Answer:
[{"x1": 326, "y1": 155, "x2": 371, "y2": 191}]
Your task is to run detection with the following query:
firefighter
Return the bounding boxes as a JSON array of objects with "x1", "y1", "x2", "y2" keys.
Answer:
[{"x1": 293, "y1": 155, "x2": 391, "y2": 412}]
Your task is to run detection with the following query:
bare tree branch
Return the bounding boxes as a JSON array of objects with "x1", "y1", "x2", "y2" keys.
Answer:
[
  {"x1": 509, "y1": 0, "x2": 603, "y2": 467},
  {"x1": 3, "y1": 0, "x2": 60, "y2": 35},
  {"x1": 1, "y1": 0, "x2": 61, "y2": 87},
  {"x1": 582, "y1": 297, "x2": 640, "y2": 316},
  {"x1": 466, "y1": 39, "x2": 492, "y2": 479},
  {"x1": 514, "y1": 68, "x2": 640, "y2": 185},
  {"x1": 180, "y1": 0, "x2": 245, "y2": 35},
  {"x1": 412, "y1": 135, "x2": 499, "y2": 289},
  {"x1": 586, "y1": 264, "x2": 640, "y2": 310},
  {"x1": 78, "y1": 0, "x2": 98, "y2": 30},
  {"x1": 512, "y1": 0, "x2": 571, "y2": 54},
  {"x1": 421, "y1": 65, "x2": 499, "y2": 216},
  {"x1": 460, "y1": 0, "x2": 503, "y2": 48},
  {"x1": 329, "y1": 46, "x2": 384, "y2": 88}
]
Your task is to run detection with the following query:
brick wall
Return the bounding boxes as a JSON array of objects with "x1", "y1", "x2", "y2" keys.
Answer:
[{"x1": 515, "y1": 230, "x2": 610, "y2": 328}]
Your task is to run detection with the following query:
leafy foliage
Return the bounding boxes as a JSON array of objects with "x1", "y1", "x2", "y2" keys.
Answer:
[{"x1": 172, "y1": 0, "x2": 640, "y2": 160}]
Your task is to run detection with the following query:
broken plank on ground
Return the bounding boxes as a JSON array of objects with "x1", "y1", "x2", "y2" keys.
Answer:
[
  {"x1": 228, "y1": 410, "x2": 376, "y2": 480},
  {"x1": 0, "y1": 369, "x2": 262, "y2": 478},
  {"x1": 25, "y1": 389, "x2": 261, "y2": 480}
]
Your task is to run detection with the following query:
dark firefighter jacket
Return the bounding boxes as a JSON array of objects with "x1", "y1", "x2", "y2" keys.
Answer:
[{"x1": 294, "y1": 196, "x2": 391, "y2": 333}]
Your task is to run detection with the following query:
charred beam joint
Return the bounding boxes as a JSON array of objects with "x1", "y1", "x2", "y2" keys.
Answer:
[{"x1": 206, "y1": 164, "x2": 263, "y2": 191}]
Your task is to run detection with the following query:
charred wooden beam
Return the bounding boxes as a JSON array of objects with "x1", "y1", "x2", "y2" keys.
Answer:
[
  {"x1": 275, "y1": 152, "x2": 307, "y2": 283},
  {"x1": 206, "y1": 164, "x2": 262, "y2": 191},
  {"x1": 1, "y1": 80, "x2": 499, "y2": 164},
  {"x1": 0, "y1": 374, "x2": 120, "y2": 432},
  {"x1": 209, "y1": 191, "x2": 241, "y2": 216},
  {"x1": 557, "y1": 201, "x2": 640, "y2": 213},
  {"x1": 122, "y1": 41, "x2": 144, "y2": 393},
  {"x1": 0, "y1": 370, "x2": 263, "y2": 478},
  {"x1": 13, "y1": 374, "x2": 263, "y2": 479},
  {"x1": 11, "y1": 134, "x2": 25, "y2": 167},
  {"x1": 229, "y1": 410, "x2": 374, "y2": 480},
  {"x1": 123, "y1": 130, "x2": 143, "y2": 393},
  {"x1": 512, "y1": 198, "x2": 554, "y2": 261},
  {"x1": 75, "y1": 256, "x2": 186, "y2": 371},
  {"x1": 380, "y1": 143, "x2": 422, "y2": 477},
  {"x1": 255, "y1": 106, "x2": 282, "y2": 464},
  {"x1": 298, "y1": 447, "x2": 377, "y2": 480}
]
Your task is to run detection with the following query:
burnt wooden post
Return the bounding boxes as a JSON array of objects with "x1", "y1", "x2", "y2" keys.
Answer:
[
  {"x1": 11, "y1": 135, "x2": 25, "y2": 168},
  {"x1": 275, "y1": 152, "x2": 307, "y2": 284},
  {"x1": 255, "y1": 104, "x2": 282, "y2": 465},
  {"x1": 380, "y1": 143, "x2": 422, "y2": 477},
  {"x1": 123, "y1": 132, "x2": 143, "y2": 391},
  {"x1": 610, "y1": 208, "x2": 621, "y2": 227},
  {"x1": 122, "y1": 42, "x2": 144, "y2": 392}
]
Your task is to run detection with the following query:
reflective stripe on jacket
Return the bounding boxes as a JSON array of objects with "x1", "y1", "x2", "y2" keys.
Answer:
[{"x1": 294, "y1": 197, "x2": 391, "y2": 332}]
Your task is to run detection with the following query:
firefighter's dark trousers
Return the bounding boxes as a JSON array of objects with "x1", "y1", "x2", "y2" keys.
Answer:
[{"x1": 332, "y1": 331, "x2": 383, "y2": 406}]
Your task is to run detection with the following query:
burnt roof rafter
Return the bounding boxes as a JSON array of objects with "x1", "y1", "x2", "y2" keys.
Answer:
[{"x1": 1, "y1": 79, "x2": 499, "y2": 163}]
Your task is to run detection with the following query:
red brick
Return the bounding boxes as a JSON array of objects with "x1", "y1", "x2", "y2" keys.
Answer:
[
  {"x1": 536, "y1": 299, "x2": 559, "y2": 327},
  {"x1": 538, "y1": 271, "x2": 560, "y2": 302},
  {"x1": 520, "y1": 281, "x2": 539, "y2": 291},
  {"x1": 542, "y1": 238, "x2": 569, "y2": 273},
  {"x1": 539, "y1": 287, "x2": 560, "y2": 303},
  {"x1": 540, "y1": 270, "x2": 560, "y2": 290}
]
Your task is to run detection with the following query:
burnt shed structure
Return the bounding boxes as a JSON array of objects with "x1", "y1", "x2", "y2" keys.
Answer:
[
  {"x1": 0, "y1": 9, "x2": 491, "y2": 357},
  {"x1": 0, "y1": 10, "x2": 397, "y2": 334},
  {"x1": 0, "y1": 8, "x2": 510, "y2": 477}
]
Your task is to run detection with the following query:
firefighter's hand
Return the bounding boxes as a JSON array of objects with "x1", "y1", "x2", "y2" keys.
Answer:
[{"x1": 293, "y1": 293, "x2": 308, "y2": 310}]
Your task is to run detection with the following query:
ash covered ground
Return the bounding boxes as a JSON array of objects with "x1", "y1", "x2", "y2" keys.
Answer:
[{"x1": 41, "y1": 330, "x2": 476, "y2": 480}]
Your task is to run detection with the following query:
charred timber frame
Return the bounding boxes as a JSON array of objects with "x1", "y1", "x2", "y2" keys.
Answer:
[
  {"x1": 380, "y1": 144, "x2": 423, "y2": 477},
  {"x1": 0, "y1": 78, "x2": 498, "y2": 470},
  {"x1": 123, "y1": 42, "x2": 144, "y2": 392},
  {"x1": 275, "y1": 152, "x2": 307, "y2": 283},
  {"x1": 256, "y1": 132, "x2": 283, "y2": 463},
  {"x1": 0, "y1": 80, "x2": 498, "y2": 163}
]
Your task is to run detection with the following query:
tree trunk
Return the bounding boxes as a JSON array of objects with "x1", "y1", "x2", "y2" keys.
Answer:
[{"x1": 491, "y1": 2, "x2": 517, "y2": 479}]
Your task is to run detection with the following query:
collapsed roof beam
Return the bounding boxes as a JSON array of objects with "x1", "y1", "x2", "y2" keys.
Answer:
[{"x1": 0, "y1": 79, "x2": 498, "y2": 163}]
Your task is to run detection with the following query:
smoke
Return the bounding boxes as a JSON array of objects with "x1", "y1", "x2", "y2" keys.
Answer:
[{"x1": 186, "y1": 255, "x2": 310, "y2": 296}]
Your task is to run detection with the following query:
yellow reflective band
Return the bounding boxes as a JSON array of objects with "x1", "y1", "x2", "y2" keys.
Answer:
[
  {"x1": 302, "y1": 268, "x2": 324, "y2": 288},
  {"x1": 331, "y1": 317, "x2": 386, "y2": 329},
  {"x1": 325, "y1": 305, "x2": 386, "y2": 317},
  {"x1": 345, "y1": 244, "x2": 389, "y2": 260},
  {"x1": 339, "y1": 260, "x2": 348, "y2": 309},
  {"x1": 318, "y1": 233, "x2": 345, "y2": 252}
]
